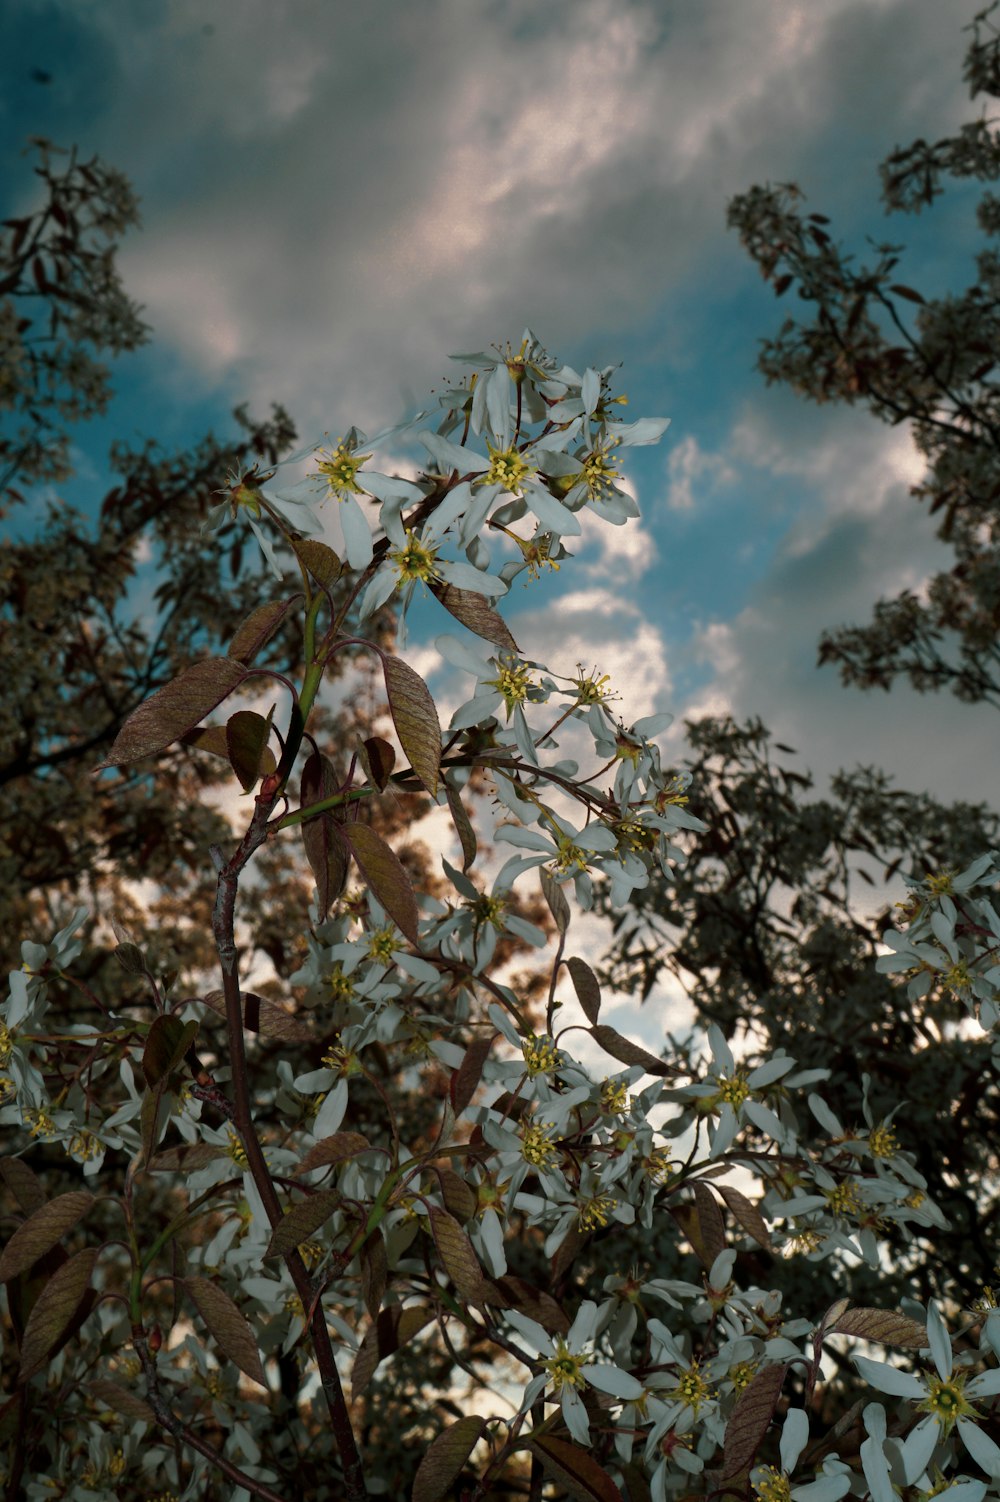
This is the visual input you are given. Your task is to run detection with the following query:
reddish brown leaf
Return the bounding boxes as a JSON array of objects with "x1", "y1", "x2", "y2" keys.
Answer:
[
  {"x1": 226, "y1": 708, "x2": 273, "y2": 791},
  {"x1": 297, "y1": 1131, "x2": 373, "y2": 1174},
  {"x1": 720, "y1": 1362, "x2": 787, "y2": 1481},
  {"x1": 692, "y1": 1182, "x2": 726, "y2": 1271},
  {"x1": 589, "y1": 1026, "x2": 670, "y2": 1075},
  {"x1": 428, "y1": 580, "x2": 518, "y2": 651},
  {"x1": 146, "y1": 1143, "x2": 228, "y2": 1173},
  {"x1": 528, "y1": 1434, "x2": 625, "y2": 1502},
  {"x1": 93, "y1": 658, "x2": 247, "y2": 769},
  {"x1": 540, "y1": 869, "x2": 571, "y2": 935},
  {"x1": 0, "y1": 1158, "x2": 45, "y2": 1216},
  {"x1": 264, "y1": 1191, "x2": 343, "y2": 1260},
  {"x1": 291, "y1": 537, "x2": 343, "y2": 588},
  {"x1": 828, "y1": 1307, "x2": 927, "y2": 1347},
  {"x1": 341, "y1": 821, "x2": 419, "y2": 943},
  {"x1": 86, "y1": 1378, "x2": 156, "y2": 1426},
  {"x1": 352, "y1": 1304, "x2": 434, "y2": 1397},
  {"x1": 19, "y1": 1248, "x2": 98, "y2": 1381},
  {"x1": 179, "y1": 723, "x2": 277, "y2": 776},
  {"x1": 566, "y1": 956, "x2": 601, "y2": 1024},
  {"x1": 201, "y1": 990, "x2": 314, "y2": 1044},
  {"x1": 412, "y1": 1415, "x2": 487, "y2": 1502},
  {"x1": 227, "y1": 595, "x2": 301, "y2": 664},
  {"x1": 0, "y1": 1192, "x2": 94, "y2": 1282},
  {"x1": 300, "y1": 751, "x2": 348, "y2": 923},
  {"x1": 361, "y1": 1230, "x2": 388, "y2": 1320},
  {"x1": 437, "y1": 1167, "x2": 477, "y2": 1224},
  {"x1": 450, "y1": 1034, "x2": 496, "y2": 1117},
  {"x1": 443, "y1": 774, "x2": 477, "y2": 872},
  {"x1": 184, "y1": 1275, "x2": 266, "y2": 1386},
  {"x1": 383, "y1": 654, "x2": 442, "y2": 795},
  {"x1": 493, "y1": 1275, "x2": 568, "y2": 1332},
  {"x1": 141, "y1": 1015, "x2": 198, "y2": 1089},
  {"x1": 360, "y1": 735, "x2": 396, "y2": 791},
  {"x1": 427, "y1": 1206, "x2": 495, "y2": 1303},
  {"x1": 717, "y1": 1184, "x2": 772, "y2": 1251}
]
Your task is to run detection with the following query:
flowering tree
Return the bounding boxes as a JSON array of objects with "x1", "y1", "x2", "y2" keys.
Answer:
[{"x1": 4, "y1": 327, "x2": 1000, "y2": 1502}]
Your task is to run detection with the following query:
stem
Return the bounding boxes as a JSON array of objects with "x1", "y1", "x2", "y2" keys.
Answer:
[{"x1": 211, "y1": 796, "x2": 368, "y2": 1501}]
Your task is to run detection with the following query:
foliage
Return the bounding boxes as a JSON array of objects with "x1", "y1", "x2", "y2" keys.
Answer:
[
  {"x1": 5, "y1": 317, "x2": 1000, "y2": 1502},
  {"x1": 727, "y1": 1, "x2": 1000, "y2": 710}
]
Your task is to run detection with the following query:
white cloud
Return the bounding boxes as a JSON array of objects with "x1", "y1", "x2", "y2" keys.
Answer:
[{"x1": 665, "y1": 434, "x2": 737, "y2": 512}]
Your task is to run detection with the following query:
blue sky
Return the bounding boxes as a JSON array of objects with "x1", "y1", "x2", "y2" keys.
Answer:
[{"x1": 2, "y1": 0, "x2": 994, "y2": 963}]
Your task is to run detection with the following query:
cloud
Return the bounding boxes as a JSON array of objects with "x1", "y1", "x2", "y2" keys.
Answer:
[{"x1": 665, "y1": 434, "x2": 737, "y2": 512}]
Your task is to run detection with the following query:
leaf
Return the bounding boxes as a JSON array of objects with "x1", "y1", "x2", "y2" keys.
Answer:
[
  {"x1": 299, "y1": 751, "x2": 348, "y2": 923},
  {"x1": 291, "y1": 537, "x2": 343, "y2": 588},
  {"x1": 19, "y1": 1247, "x2": 98, "y2": 1382},
  {"x1": 566, "y1": 956, "x2": 601, "y2": 1024},
  {"x1": 828, "y1": 1307, "x2": 927, "y2": 1347},
  {"x1": 692, "y1": 1182, "x2": 726, "y2": 1271},
  {"x1": 437, "y1": 1168, "x2": 477, "y2": 1223},
  {"x1": 359, "y1": 735, "x2": 396, "y2": 792},
  {"x1": 889, "y1": 283, "x2": 926, "y2": 305},
  {"x1": 226, "y1": 709, "x2": 273, "y2": 791},
  {"x1": 540, "y1": 868, "x2": 571, "y2": 935},
  {"x1": 93, "y1": 658, "x2": 248, "y2": 769},
  {"x1": 443, "y1": 774, "x2": 477, "y2": 872},
  {"x1": 228, "y1": 595, "x2": 301, "y2": 664},
  {"x1": 0, "y1": 1157, "x2": 46, "y2": 1215},
  {"x1": 184, "y1": 1275, "x2": 266, "y2": 1386},
  {"x1": 0, "y1": 1192, "x2": 95, "y2": 1282},
  {"x1": 720, "y1": 1362, "x2": 787, "y2": 1481},
  {"x1": 717, "y1": 1184, "x2": 772, "y2": 1251},
  {"x1": 201, "y1": 990, "x2": 314, "y2": 1044},
  {"x1": 352, "y1": 1304, "x2": 434, "y2": 1398},
  {"x1": 527, "y1": 1435, "x2": 625, "y2": 1502},
  {"x1": 449, "y1": 1034, "x2": 496, "y2": 1117},
  {"x1": 114, "y1": 941, "x2": 146, "y2": 975},
  {"x1": 428, "y1": 579, "x2": 518, "y2": 651},
  {"x1": 383, "y1": 654, "x2": 442, "y2": 795},
  {"x1": 297, "y1": 1131, "x2": 373, "y2": 1174},
  {"x1": 360, "y1": 1230, "x2": 388, "y2": 1320},
  {"x1": 141, "y1": 1016, "x2": 199, "y2": 1089},
  {"x1": 412, "y1": 1415, "x2": 487, "y2": 1502},
  {"x1": 341, "y1": 821, "x2": 419, "y2": 943},
  {"x1": 146, "y1": 1143, "x2": 228, "y2": 1173},
  {"x1": 427, "y1": 1206, "x2": 496, "y2": 1303},
  {"x1": 86, "y1": 1378, "x2": 156, "y2": 1426},
  {"x1": 493, "y1": 1276, "x2": 569, "y2": 1334},
  {"x1": 180, "y1": 723, "x2": 278, "y2": 775},
  {"x1": 589, "y1": 1025, "x2": 671, "y2": 1075},
  {"x1": 264, "y1": 1191, "x2": 343, "y2": 1260}
]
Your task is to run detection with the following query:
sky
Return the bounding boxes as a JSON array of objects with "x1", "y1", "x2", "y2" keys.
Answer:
[{"x1": 2, "y1": 0, "x2": 995, "y2": 1041}]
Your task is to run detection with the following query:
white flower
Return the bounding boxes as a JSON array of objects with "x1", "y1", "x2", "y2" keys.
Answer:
[{"x1": 505, "y1": 1300, "x2": 643, "y2": 1444}]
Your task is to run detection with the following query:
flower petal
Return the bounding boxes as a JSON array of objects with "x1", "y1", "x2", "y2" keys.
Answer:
[
  {"x1": 854, "y1": 1357, "x2": 926, "y2": 1400},
  {"x1": 587, "y1": 1364, "x2": 645, "y2": 1400}
]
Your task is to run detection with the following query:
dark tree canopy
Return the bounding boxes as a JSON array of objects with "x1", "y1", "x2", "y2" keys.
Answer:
[{"x1": 728, "y1": 1, "x2": 1000, "y2": 710}]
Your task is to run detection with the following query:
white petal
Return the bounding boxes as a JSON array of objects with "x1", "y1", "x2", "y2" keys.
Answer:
[
  {"x1": 959, "y1": 1418, "x2": 1000, "y2": 1479},
  {"x1": 854, "y1": 1356, "x2": 926, "y2": 1400},
  {"x1": 900, "y1": 1415, "x2": 940, "y2": 1484},
  {"x1": 562, "y1": 1387, "x2": 591, "y2": 1444},
  {"x1": 781, "y1": 1408, "x2": 810, "y2": 1473},
  {"x1": 927, "y1": 1300, "x2": 953, "y2": 1382},
  {"x1": 339, "y1": 493, "x2": 374, "y2": 570},
  {"x1": 967, "y1": 1368, "x2": 1000, "y2": 1398},
  {"x1": 505, "y1": 1310, "x2": 553, "y2": 1357},
  {"x1": 791, "y1": 1476, "x2": 851, "y2": 1502},
  {"x1": 587, "y1": 1364, "x2": 645, "y2": 1400}
]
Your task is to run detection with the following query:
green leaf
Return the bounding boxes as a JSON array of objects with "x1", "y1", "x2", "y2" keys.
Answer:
[
  {"x1": 0, "y1": 1191, "x2": 94, "y2": 1282},
  {"x1": 184, "y1": 1275, "x2": 266, "y2": 1386},
  {"x1": 0, "y1": 1157, "x2": 46, "y2": 1216},
  {"x1": 228, "y1": 594, "x2": 302, "y2": 664},
  {"x1": 828, "y1": 1307, "x2": 927, "y2": 1347},
  {"x1": 264, "y1": 1190, "x2": 343, "y2": 1260},
  {"x1": 141, "y1": 1015, "x2": 199, "y2": 1088},
  {"x1": 341, "y1": 821, "x2": 419, "y2": 943},
  {"x1": 226, "y1": 708, "x2": 273, "y2": 791},
  {"x1": 299, "y1": 751, "x2": 348, "y2": 923},
  {"x1": 566, "y1": 956, "x2": 601, "y2": 1024},
  {"x1": 93, "y1": 657, "x2": 248, "y2": 769},
  {"x1": 383, "y1": 654, "x2": 442, "y2": 795},
  {"x1": 291, "y1": 537, "x2": 343, "y2": 588},
  {"x1": 527, "y1": 1434, "x2": 625, "y2": 1502},
  {"x1": 18, "y1": 1247, "x2": 98, "y2": 1382},
  {"x1": 720, "y1": 1362, "x2": 787, "y2": 1482},
  {"x1": 352, "y1": 1304, "x2": 434, "y2": 1398},
  {"x1": 412, "y1": 1415, "x2": 487, "y2": 1502},
  {"x1": 86, "y1": 1378, "x2": 156, "y2": 1426},
  {"x1": 428, "y1": 580, "x2": 518, "y2": 652},
  {"x1": 296, "y1": 1131, "x2": 373, "y2": 1174}
]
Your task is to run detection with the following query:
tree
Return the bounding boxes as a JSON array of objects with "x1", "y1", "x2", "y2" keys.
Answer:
[
  {"x1": 727, "y1": 1, "x2": 1000, "y2": 710},
  {"x1": 5, "y1": 320, "x2": 1000, "y2": 1502}
]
